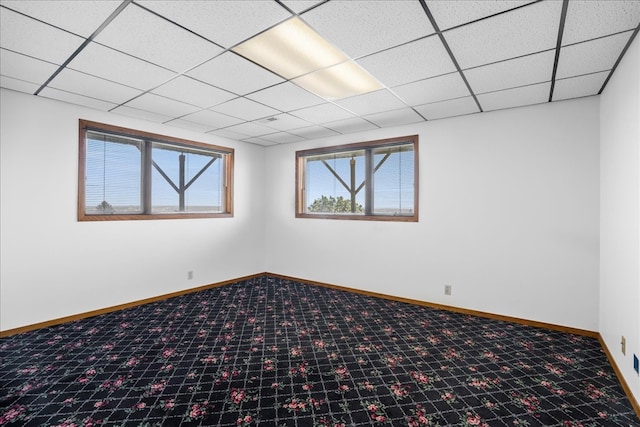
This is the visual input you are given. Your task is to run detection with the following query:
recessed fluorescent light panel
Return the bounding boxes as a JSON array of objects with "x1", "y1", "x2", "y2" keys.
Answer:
[
  {"x1": 232, "y1": 17, "x2": 382, "y2": 100},
  {"x1": 291, "y1": 61, "x2": 382, "y2": 100}
]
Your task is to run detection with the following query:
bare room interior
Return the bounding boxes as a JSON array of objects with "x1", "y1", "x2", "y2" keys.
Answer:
[{"x1": 1, "y1": 0, "x2": 639, "y2": 425}]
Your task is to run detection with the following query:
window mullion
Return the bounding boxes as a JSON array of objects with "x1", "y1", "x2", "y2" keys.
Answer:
[
  {"x1": 225, "y1": 154, "x2": 231, "y2": 213},
  {"x1": 178, "y1": 153, "x2": 186, "y2": 212},
  {"x1": 142, "y1": 141, "x2": 152, "y2": 214},
  {"x1": 365, "y1": 148, "x2": 373, "y2": 216}
]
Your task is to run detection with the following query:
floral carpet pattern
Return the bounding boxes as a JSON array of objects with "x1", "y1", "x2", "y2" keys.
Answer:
[{"x1": 1, "y1": 275, "x2": 638, "y2": 426}]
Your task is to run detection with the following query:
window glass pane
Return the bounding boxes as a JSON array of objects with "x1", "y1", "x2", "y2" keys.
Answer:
[
  {"x1": 305, "y1": 150, "x2": 365, "y2": 214},
  {"x1": 151, "y1": 144, "x2": 223, "y2": 213},
  {"x1": 184, "y1": 151, "x2": 223, "y2": 213},
  {"x1": 85, "y1": 133, "x2": 141, "y2": 214},
  {"x1": 80, "y1": 120, "x2": 233, "y2": 220},
  {"x1": 373, "y1": 144, "x2": 414, "y2": 216},
  {"x1": 295, "y1": 135, "x2": 417, "y2": 221}
]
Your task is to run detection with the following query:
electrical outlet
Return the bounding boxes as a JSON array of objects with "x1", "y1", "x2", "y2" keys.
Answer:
[
  {"x1": 444, "y1": 285, "x2": 452, "y2": 296},
  {"x1": 621, "y1": 336, "x2": 626, "y2": 355},
  {"x1": 187, "y1": 271, "x2": 193, "y2": 280}
]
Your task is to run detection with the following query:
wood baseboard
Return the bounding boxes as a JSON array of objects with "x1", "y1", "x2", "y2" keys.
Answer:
[
  {"x1": 598, "y1": 335, "x2": 640, "y2": 419},
  {"x1": 0, "y1": 273, "x2": 264, "y2": 338},
  {"x1": 3, "y1": 271, "x2": 598, "y2": 339},
  {"x1": 268, "y1": 272, "x2": 638, "y2": 420},
  {"x1": 265, "y1": 272, "x2": 598, "y2": 338},
  {"x1": 2, "y1": 271, "x2": 637, "y2": 419}
]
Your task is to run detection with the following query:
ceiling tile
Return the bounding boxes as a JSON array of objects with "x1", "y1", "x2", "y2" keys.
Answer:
[
  {"x1": 302, "y1": 0, "x2": 434, "y2": 58},
  {"x1": 111, "y1": 105, "x2": 174, "y2": 123},
  {"x1": 290, "y1": 103, "x2": 355, "y2": 124},
  {"x1": 256, "y1": 114, "x2": 311, "y2": 131},
  {"x1": 552, "y1": 71, "x2": 609, "y2": 101},
  {"x1": 258, "y1": 131, "x2": 306, "y2": 144},
  {"x1": 427, "y1": 1, "x2": 535, "y2": 31},
  {"x1": 152, "y1": 76, "x2": 236, "y2": 109},
  {"x1": 68, "y1": 42, "x2": 176, "y2": 91},
  {"x1": 180, "y1": 109, "x2": 243, "y2": 129},
  {"x1": 324, "y1": 117, "x2": 379, "y2": 134},
  {"x1": 207, "y1": 128, "x2": 248, "y2": 141},
  {"x1": 393, "y1": 72, "x2": 470, "y2": 106},
  {"x1": 137, "y1": 0, "x2": 291, "y2": 48},
  {"x1": 38, "y1": 87, "x2": 117, "y2": 111},
  {"x1": 187, "y1": 52, "x2": 284, "y2": 96},
  {"x1": 289, "y1": 125, "x2": 340, "y2": 139},
  {"x1": 124, "y1": 93, "x2": 201, "y2": 118},
  {"x1": 335, "y1": 89, "x2": 407, "y2": 116},
  {"x1": 164, "y1": 119, "x2": 215, "y2": 133},
  {"x1": 358, "y1": 36, "x2": 455, "y2": 88},
  {"x1": 1, "y1": 0, "x2": 121, "y2": 38},
  {"x1": 0, "y1": 7, "x2": 84, "y2": 64},
  {"x1": 211, "y1": 97, "x2": 280, "y2": 121},
  {"x1": 556, "y1": 32, "x2": 632, "y2": 79},
  {"x1": 247, "y1": 82, "x2": 324, "y2": 112},
  {"x1": 279, "y1": 1, "x2": 325, "y2": 14},
  {"x1": 0, "y1": 49, "x2": 59, "y2": 86},
  {"x1": 476, "y1": 82, "x2": 550, "y2": 111},
  {"x1": 444, "y1": 0, "x2": 563, "y2": 69},
  {"x1": 242, "y1": 137, "x2": 277, "y2": 146},
  {"x1": 224, "y1": 122, "x2": 276, "y2": 138},
  {"x1": 414, "y1": 96, "x2": 480, "y2": 120},
  {"x1": 464, "y1": 50, "x2": 555, "y2": 94},
  {"x1": 48, "y1": 68, "x2": 142, "y2": 104},
  {"x1": 364, "y1": 108, "x2": 425, "y2": 128},
  {"x1": 563, "y1": 0, "x2": 640, "y2": 45},
  {"x1": 0, "y1": 76, "x2": 41, "y2": 94},
  {"x1": 94, "y1": 4, "x2": 222, "y2": 73},
  {"x1": 2, "y1": 0, "x2": 637, "y2": 136}
]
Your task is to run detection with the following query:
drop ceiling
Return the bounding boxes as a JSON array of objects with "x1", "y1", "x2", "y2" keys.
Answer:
[{"x1": 1, "y1": 0, "x2": 638, "y2": 146}]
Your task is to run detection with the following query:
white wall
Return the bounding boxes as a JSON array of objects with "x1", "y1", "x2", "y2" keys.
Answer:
[
  {"x1": 265, "y1": 97, "x2": 601, "y2": 331},
  {"x1": 0, "y1": 89, "x2": 603, "y2": 335},
  {"x1": 0, "y1": 89, "x2": 266, "y2": 331},
  {"x1": 600, "y1": 34, "x2": 640, "y2": 403}
]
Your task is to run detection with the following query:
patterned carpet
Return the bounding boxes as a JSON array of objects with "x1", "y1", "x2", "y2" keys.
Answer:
[{"x1": 1, "y1": 275, "x2": 638, "y2": 426}]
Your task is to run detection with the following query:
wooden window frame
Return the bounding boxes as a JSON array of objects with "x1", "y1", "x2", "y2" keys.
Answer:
[
  {"x1": 78, "y1": 119, "x2": 233, "y2": 221},
  {"x1": 296, "y1": 135, "x2": 419, "y2": 222}
]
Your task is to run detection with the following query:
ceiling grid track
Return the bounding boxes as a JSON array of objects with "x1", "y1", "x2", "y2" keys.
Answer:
[
  {"x1": 598, "y1": 24, "x2": 640, "y2": 94},
  {"x1": 1, "y1": 0, "x2": 638, "y2": 145},
  {"x1": 443, "y1": 0, "x2": 545, "y2": 33},
  {"x1": 548, "y1": 0, "x2": 570, "y2": 102},
  {"x1": 417, "y1": 0, "x2": 483, "y2": 113},
  {"x1": 34, "y1": 0, "x2": 133, "y2": 96}
]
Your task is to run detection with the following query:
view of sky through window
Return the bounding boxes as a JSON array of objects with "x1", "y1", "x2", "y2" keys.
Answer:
[
  {"x1": 85, "y1": 135, "x2": 223, "y2": 214},
  {"x1": 304, "y1": 147, "x2": 414, "y2": 214}
]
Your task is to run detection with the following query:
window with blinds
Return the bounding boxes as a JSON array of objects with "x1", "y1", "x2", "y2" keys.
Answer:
[
  {"x1": 79, "y1": 120, "x2": 233, "y2": 221},
  {"x1": 296, "y1": 135, "x2": 418, "y2": 222}
]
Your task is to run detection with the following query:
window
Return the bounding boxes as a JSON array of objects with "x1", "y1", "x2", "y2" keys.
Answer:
[
  {"x1": 78, "y1": 120, "x2": 233, "y2": 221},
  {"x1": 296, "y1": 135, "x2": 418, "y2": 221}
]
